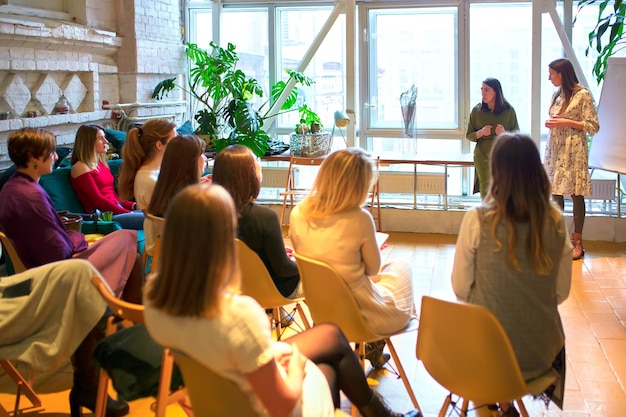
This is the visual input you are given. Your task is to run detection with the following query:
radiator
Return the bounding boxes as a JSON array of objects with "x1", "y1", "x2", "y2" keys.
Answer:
[
  {"x1": 379, "y1": 172, "x2": 446, "y2": 195},
  {"x1": 563, "y1": 179, "x2": 616, "y2": 201},
  {"x1": 262, "y1": 167, "x2": 289, "y2": 188}
]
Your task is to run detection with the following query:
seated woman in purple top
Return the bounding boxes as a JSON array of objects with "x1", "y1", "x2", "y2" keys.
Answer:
[{"x1": 0, "y1": 127, "x2": 144, "y2": 303}]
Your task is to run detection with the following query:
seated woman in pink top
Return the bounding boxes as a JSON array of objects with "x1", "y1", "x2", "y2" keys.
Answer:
[{"x1": 70, "y1": 124, "x2": 144, "y2": 230}]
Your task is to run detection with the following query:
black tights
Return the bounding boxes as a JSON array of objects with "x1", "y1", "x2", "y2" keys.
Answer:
[
  {"x1": 285, "y1": 323, "x2": 373, "y2": 408},
  {"x1": 553, "y1": 194, "x2": 585, "y2": 234}
]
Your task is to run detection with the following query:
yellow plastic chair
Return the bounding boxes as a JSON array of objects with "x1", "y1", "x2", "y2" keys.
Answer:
[
  {"x1": 416, "y1": 296, "x2": 559, "y2": 417},
  {"x1": 0, "y1": 231, "x2": 42, "y2": 415},
  {"x1": 91, "y1": 276, "x2": 190, "y2": 417},
  {"x1": 145, "y1": 213, "x2": 165, "y2": 273},
  {"x1": 172, "y1": 349, "x2": 257, "y2": 417},
  {"x1": 293, "y1": 252, "x2": 421, "y2": 416},
  {"x1": 0, "y1": 231, "x2": 26, "y2": 274},
  {"x1": 236, "y1": 238, "x2": 311, "y2": 339}
]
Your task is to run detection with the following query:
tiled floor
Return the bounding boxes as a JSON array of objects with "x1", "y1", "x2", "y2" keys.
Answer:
[{"x1": 2, "y1": 233, "x2": 626, "y2": 416}]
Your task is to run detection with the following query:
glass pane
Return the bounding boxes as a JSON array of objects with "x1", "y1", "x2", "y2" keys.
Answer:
[
  {"x1": 469, "y1": 3, "x2": 532, "y2": 134},
  {"x1": 188, "y1": 9, "x2": 212, "y2": 48},
  {"x1": 221, "y1": 8, "x2": 270, "y2": 109},
  {"x1": 277, "y1": 7, "x2": 346, "y2": 132},
  {"x1": 368, "y1": 7, "x2": 458, "y2": 130}
]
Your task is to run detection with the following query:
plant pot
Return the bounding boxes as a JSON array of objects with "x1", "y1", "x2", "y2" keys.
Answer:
[{"x1": 289, "y1": 132, "x2": 331, "y2": 157}]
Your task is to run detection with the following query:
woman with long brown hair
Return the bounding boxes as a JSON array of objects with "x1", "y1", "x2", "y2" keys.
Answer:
[
  {"x1": 144, "y1": 134, "x2": 205, "y2": 256},
  {"x1": 452, "y1": 133, "x2": 572, "y2": 416},
  {"x1": 212, "y1": 145, "x2": 301, "y2": 300},
  {"x1": 544, "y1": 58, "x2": 600, "y2": 260}
]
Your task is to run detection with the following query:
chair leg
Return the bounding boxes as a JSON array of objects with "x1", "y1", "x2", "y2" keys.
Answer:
[
  {"x1": 154, "y1": 350, "x2": 175, "y2": 417},
  {"x1": 385, "y1": 338, "x2": 421, "y2": 413},
  {"x1": 94, "y1": 366, "x2": 110, "y2": 417},
  {"x1": 460, "y1": 398, "x2": 469, "y2": 417},
  {"x1": 295, "y1": 303, "x2": 311, "y2": 329},
  {"x1": 0, "y1": 360, "x2": 42, "y2": 408},
  {"x1": 438, "y1": 394, "x2": 452, "y2": 417},
  {"x1": 515, "y1": 398, "x2": 529, "y2": 417}
]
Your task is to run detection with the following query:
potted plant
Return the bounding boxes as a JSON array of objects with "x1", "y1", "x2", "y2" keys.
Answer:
[
  {"x1": 290, "y1": 104, "x2": 332, "y2": 157},
  {"x1": 576, "y1": 0, "x2": 626, "y2": 83},
  {"x1": 152, "y1": 42, "x2": 318, "y2": 158}
]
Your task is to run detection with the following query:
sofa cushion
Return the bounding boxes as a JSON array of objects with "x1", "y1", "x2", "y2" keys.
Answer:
[
  {"x1": 105, "y1": 129, "x2": 127, "y2": 154},
  {"x1": 39, "y1": 168, "x2": 85, "y2": 213}
]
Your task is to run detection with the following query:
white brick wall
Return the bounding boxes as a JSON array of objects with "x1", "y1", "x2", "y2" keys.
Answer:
[{"x1": 0, "y1": 0, "x2": 187, "y2": 168}]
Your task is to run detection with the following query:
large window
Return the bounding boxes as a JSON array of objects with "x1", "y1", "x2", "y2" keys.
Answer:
[{"x1": 186, "y1": 1, "x2": 622, "y2": 200}]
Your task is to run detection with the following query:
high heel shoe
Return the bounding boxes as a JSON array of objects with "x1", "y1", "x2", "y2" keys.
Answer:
[{"x1": 69, "y1": 387, "x2": 129, "y2": 417}]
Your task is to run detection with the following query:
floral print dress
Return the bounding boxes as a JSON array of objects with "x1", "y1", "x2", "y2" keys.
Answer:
[{"x1": 544, "y1": 88, "x2": 599, "y2": 196}]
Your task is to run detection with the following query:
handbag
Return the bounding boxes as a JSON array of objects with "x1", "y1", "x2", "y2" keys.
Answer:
[
  {"x1": 57, "y1": 210, "x2": 83, "y2": 232},
  {"x1": 93, "y1": 324, "x2": 184, "y2": 401}
]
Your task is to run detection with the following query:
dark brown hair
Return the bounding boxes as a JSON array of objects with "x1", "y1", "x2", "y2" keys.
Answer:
[
  {"x1": 145, "y1": 184, "x2": 240, "y2": 317},
  {"x1": 148, "y1": 135, "x2": 205, "y2": 217},
  {"x1": 211, "y1": 145, "x2": 260, "y2": 214},
  {"x1": 549, "y1": 58, "x2": 582, "y2": 112},
  {"x1": 480, "y1": 77, "x2": 512, "y2": 115}
]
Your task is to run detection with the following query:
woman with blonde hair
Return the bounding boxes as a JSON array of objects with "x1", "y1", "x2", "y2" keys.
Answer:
[
  {"x1": 212, "y1": 145, "x2": 302, "y2": 299},
  {"x1": 117, "y1": 119, "x2": 177, "y2": 208},
  {"x1": 143, "y1": 184, "x2": 419, "y2": 417},
  {"x1": 289, "y1": 148, "x2": 415, "y2": 367},
  {"x1": 70, "y1": 124, "x2": 144, "y2": 229},
  {"x1": 452, "y1": 133, "x2": 572, "y2": 416}
]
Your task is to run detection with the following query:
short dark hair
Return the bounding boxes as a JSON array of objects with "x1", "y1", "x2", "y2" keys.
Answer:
[{"x1": 8, "y1": 127, "x2": 57, "y2": 168}]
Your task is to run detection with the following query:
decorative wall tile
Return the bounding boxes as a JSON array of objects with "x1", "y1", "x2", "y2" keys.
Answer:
[
  {"x1": 62, "y1": 74, "x2": 87, "y2": 112},
  {"x1": 33, "y1": 74, "x2": 62, "y2": 115},
  {"x1": 0, "y1": 74, "x2": 31, "y2": 117}
]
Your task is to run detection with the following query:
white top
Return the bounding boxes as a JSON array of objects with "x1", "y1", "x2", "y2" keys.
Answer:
[
  {"x1": 144, "y1": 290, "x2": 334, "y2": 417},
  {"x1": 134, "y1": 167, "x2": 160, "y2": 210},
  {"x1": 451, "y1": 208, "x2": 572, "y2": 303},
  {"x1": 134, "y1": 167, "x2": 159, "y2": 255},
  {"x1": 289, "y1": 205, "x2": 414, "y2": 335}
]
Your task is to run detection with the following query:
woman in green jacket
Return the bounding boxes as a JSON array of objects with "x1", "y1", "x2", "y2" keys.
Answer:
[{"x1": 466, "y1": 77, "x2": 519, "y2": 199}]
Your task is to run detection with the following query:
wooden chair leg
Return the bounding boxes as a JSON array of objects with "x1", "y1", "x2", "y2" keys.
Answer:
[
  {"x1": 295, "y1": 303, "x2": 311, "y2": 329},
  {"x1": 438, "y1": 394, "x2": 452, "y2": 417},
  {"x1": 385, "y1": 338, "x2": 421, "y2": 413},
  {"x1": 0, "y1": 360, "x2": 41, "y2": 408},
  {"x1": 516, "y1": 398, "x2": 529, "y2": 417}
]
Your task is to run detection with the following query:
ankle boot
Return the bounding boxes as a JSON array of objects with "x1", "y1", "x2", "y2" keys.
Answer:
[
  {"x1": 364, "y1": 340, "x2": 390, "y2": 369},
  {"x1": 572, "y1": 233, "x2": 584, "y2": 260},
  {"x1": 70, "y1": 328, "x2": 129, "y2": 417},
  {"x1": 359, "y1": 393, "x2": 421, "y2": 417}
]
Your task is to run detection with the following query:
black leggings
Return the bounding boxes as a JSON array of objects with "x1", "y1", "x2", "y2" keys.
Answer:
[
  {"x1": 553, "y1": 194, "x2": 585, "y2": 234},
  {"x1": 285, "y1": 323, "x2": 373, "y2": 408}
]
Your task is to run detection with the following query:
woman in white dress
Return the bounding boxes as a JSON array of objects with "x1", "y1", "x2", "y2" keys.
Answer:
[
  {"x1": 143, "y1": 184, "x2": 419, "y2": 417},
  {"x1": 544, "y1": 58, "x2": 599, "y2": 260},
  {"x1": 289, "y1": 148, "x2": 415, "y2": 366}
]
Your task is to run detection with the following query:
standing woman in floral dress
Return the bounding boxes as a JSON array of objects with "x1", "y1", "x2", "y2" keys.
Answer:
[{"x1": 544, "y1": 58, "x2": 599, "y2": 260}]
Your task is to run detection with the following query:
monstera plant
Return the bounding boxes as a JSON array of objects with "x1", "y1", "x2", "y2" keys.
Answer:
[
  {"x1": 153, "y1": 42, "x2": 316, "y2": 157},
  {"x1": 577, "y1": 0, "x2": 626, "y2": 83}
]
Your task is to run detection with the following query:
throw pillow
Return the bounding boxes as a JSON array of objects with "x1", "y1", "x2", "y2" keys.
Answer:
[
  {"x1": 105, "y1": 129, "x2": 127, "y2": 153},
  {"x1": 176, "y1": 120, "x2": 194, "y2": 135}
]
